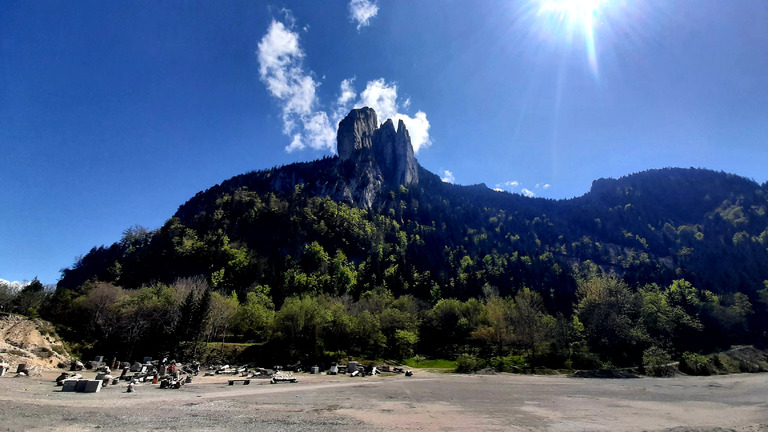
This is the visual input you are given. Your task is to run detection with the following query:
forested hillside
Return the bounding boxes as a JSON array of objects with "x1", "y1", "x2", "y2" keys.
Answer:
[{"x1": 30, "y1": 109, "x2": 768, "y2": 370}]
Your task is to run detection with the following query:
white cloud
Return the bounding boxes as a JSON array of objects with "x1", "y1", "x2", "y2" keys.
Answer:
[
  {"x1": 349, "y1": 0, "x2": 379, "y2": 30},
  {"x1": 441, "y1": 170, "x2": 455, "y2": 183},
  {"x1": 257, "y1": 20, "x2": 335, "y2": 152},
  {"x1": 257, "y1": 15, "x2": 431, "y2": 155},
  {"x1": 286, "y1": 134, "x2": 304, "y2": 153},
  {"x1": 493, "y1": 188, "x2": 505, "y2": 192},
  {"x1": 543, "y1": 184, "x2": 551, "y2": 189},
  {"x1": 356, "y1": 79, "x2": 431, "y2": 153},
  {"x1": 358, "y1": 78, "x2": 398, "y2": 120},
  {"x1": 303, "y1": 112, "x2": 336, "y2": 152},
  {"x1": 338, "y1": 78, "x2": 357, "y2": 106},
  {"x1": 521, "y1": 188, "x2": 535, "y2": 198},
  {"x1": 495, "y1": 180, "x2": 520, "y2": 190}
]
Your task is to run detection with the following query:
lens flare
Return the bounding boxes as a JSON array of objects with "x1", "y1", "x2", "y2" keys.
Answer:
[{"x1": 536, "y1": 0, "x2": 606, "y2": 78}]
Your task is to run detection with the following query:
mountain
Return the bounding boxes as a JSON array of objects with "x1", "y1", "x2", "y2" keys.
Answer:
[{"x1": 58, "y1": 108, "x2": 768, "y2": 311}]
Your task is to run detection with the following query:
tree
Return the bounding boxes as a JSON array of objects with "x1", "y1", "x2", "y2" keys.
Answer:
[
  {"x1": 510, "y1": 288, "x2": 554, "y2": 364},
  {"x1": 275, "y1": 295, "x2": 329, "y2": 360},
  {"x1": 575, "y1": 271, "x2": 645, "y2": 365},
  {"x1": 471, "y1": 296, "x2": 513, "y2": 356},
  {"x1": 12, "y1": 277, "x2": 47, "y2": 317},
  {"x1": 0, "y1": 280, "x2": 15, "y2": 312},
  {"x1": 392, "y1": 329, "x2": 419, "y2": 360},
  {"x1": 639, "y1": 282, "x2": 702, "y2": 353},
  {"x1": 353, "y1": 310, "x2": 386, "y2": 358},
  {"x1": 81, "y1": 282, "x2": 123, "y2": 341},
  {"x1": 235, "y1": 285, "x2": 275, "y2": 342},
  {"x1": 205, "y1": 291, "x2": 239, "y2": 346}
]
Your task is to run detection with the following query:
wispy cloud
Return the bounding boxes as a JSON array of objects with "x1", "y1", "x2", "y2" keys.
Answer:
[
  {"x1": 257, "y1": 20, "x2": 336, "y2": 152},
  {"x1": 495, "y1": 180, "x2": 551, "y2": 197},
  {"x1": 337, "y1": 78, "x2": 357, "y2": 106},
  {"x1": 441, "y1": 170, "x2": 455, "y2": 183},
  {"x1": 349, "y1": 0, "x2": 379, "y2": 30},
  {"x1": 257, "y1": 14, "x2": 431, "y2": 154}
]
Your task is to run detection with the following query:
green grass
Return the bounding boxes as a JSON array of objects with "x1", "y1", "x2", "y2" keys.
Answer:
[
  {"x1": 402, "y1": 357, "x2": 457, "y2": 369},
  {"x1": 199, "y1": 341, "x2": 260, "y2": 347}
]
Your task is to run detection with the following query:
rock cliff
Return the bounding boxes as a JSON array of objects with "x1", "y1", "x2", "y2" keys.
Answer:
[{"x1": 336, "y1": 107, "x2": 419, "y2": 208}]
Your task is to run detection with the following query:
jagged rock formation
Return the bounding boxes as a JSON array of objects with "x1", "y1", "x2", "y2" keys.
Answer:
[
  {"x1": 372, "y1": 118, "x2": 418, "y2": 188},
  {"x1": 337, "y1": 107, "x2": 378, "y2": 161},
  {"x1": 335, "y1": 107, "x2": 419, "y2": 208}
]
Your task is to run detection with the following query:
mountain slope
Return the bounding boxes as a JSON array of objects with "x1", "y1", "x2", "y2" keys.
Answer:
[{"x1": 58, "y1": 109, "x2": 768, "y2": 310}]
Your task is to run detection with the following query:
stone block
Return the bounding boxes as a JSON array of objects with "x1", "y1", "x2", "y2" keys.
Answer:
[
  {"x1": 61, "y1": 379, "x2": 78, "y2": 392},
  {"x1": 74, "y1": 380, "x2": 88, "y2": 392},
  {"x1": 82, "y1": 380, "x2": 101, "y2": 393}
]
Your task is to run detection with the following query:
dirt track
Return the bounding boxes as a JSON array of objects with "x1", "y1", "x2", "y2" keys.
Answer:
[{"x1": 1, "y1": 369, "x2": 767, "y2": 431}]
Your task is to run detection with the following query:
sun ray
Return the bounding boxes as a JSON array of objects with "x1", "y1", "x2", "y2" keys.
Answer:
[{"x1": 534, "y1": 0, "x2": 606, "y2": 79}]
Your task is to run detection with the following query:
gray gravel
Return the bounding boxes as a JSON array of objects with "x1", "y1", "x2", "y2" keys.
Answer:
[{"x1": 1, "y1": 370, "x2": 768, "y2": 431}]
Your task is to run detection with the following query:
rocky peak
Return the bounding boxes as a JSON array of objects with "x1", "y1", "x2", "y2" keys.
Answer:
[
  {"x1": 336, "y1": 108, "x2": 419, "y2": 189},
  {"x1": 337, "y1": 107, "x2": 378, "y2": 161}
]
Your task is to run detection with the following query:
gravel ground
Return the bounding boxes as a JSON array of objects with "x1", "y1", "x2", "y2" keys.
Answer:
[{"x1": 1, "y1": 369, "x2": 768, "y2": 431}]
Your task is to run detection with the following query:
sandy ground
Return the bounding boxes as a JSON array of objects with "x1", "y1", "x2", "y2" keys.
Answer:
[{"x1": 0, "y1": 369, "x2": 767, "y2": 431}]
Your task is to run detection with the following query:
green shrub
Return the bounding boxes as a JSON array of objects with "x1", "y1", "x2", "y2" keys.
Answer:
[
  {"x1": 642, "y1": 346, "x2": 673, "y2": 376},
  {"x1": 490, "y1": 355, "x2": 526, "y2": 372},
  {"x1": 456, "y1": 353, "x2": 481, "y2": 373},
  {"x1": 38, "y1": 324, "x2": 56, "y2": 337},
  {"x1": 679, "y1": 352, "x2": 715, "y2": 376},
  {"x1": 34, "y1": 347, "x2": 54, "y2": 359}
]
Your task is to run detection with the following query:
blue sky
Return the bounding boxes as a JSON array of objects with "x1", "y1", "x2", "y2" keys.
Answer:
[{"x1": 2, "y1": 0, "x2": 767, "y2": 285}]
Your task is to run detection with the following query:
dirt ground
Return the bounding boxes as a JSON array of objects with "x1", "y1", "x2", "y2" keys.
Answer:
[{"x1": 1, "y1": 369, "x2": 767, "y2": 431}]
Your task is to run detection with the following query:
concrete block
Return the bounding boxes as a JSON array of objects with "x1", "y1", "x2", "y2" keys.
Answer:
[
  {"x1": 61, "y1": 379, "x2": 78, "y2": 392},
  {"x1": 82, "y1": 380, "x2": 101, "y2": 393},
  {"x1": 75, "y1": 380, "x2": 88, "y2": 392}
]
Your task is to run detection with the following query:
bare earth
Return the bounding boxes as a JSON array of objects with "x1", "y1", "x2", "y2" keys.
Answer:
[{"x1": 1, "y1": 369, "x2": 767, "y2": 431}]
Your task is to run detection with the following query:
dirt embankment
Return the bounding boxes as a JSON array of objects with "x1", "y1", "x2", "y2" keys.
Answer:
[{"x1": 0, "y1": 314, "x2": 71, "y2": 370}]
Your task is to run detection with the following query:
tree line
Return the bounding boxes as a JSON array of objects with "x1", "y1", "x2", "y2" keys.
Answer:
[
  {"x1": 7, "y1": 267, "x2": 765, "y2": 371},
  {"x1": 27, "y1": 165, "x2": 768, "y2": 368}
]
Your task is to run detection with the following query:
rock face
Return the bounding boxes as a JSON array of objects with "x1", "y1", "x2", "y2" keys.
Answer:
[
  {"x1": 334, "y1": 107, "x2": 420, "y2": 208},
  {"x1": 337, "y1": 107, "x2": 378, "y2": 161},
  {"x1": 372, "y1": 119, "x2": 419, "y2": 188},
  {"x1": 337, "y1": 107, "x2": 419, "y2": 190}
]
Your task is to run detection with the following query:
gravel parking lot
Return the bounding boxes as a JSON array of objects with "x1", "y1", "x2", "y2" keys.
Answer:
[{"x1": 1, "y1": 369, "x2": 767, "y2": 431}]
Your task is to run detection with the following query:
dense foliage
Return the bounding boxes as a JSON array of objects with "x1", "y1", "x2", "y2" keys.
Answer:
[{"x1": 28, "y1": 163, "x2": 768, "y2": 367}]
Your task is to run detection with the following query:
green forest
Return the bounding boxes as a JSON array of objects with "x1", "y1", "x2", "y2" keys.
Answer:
[{"x1": 5, "y1": 162, "x2": 768, "y2": 372}]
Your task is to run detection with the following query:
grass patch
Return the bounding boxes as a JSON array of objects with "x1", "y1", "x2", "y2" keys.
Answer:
[
  {"x1": 51, "y1": 344, "x2": 68, "y2": 356},
  {"x1": 200, "y1": 342, "x2": 260, "y2": 348},
  {"x1": 402, "y1": 357, "x2": 457, "y2": 369}
]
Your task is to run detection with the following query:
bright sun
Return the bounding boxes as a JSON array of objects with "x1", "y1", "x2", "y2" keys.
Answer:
[{"x1": 535, "y1": 0, "x2": 607, "y2": 77}]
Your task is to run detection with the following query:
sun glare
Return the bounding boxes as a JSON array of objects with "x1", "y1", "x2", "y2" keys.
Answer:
[{"x1": 535, "y1": 0, "x2": 607, "y2": 78}]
